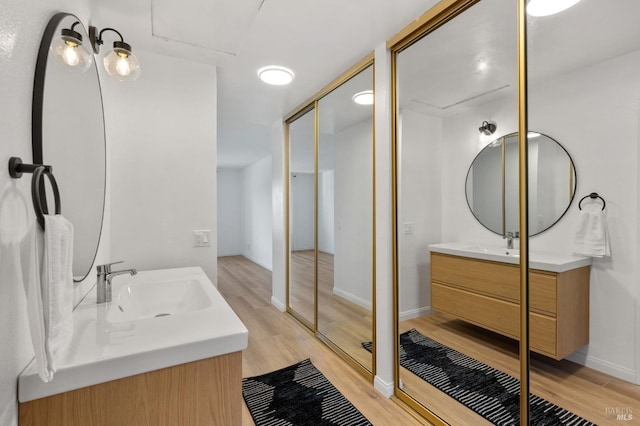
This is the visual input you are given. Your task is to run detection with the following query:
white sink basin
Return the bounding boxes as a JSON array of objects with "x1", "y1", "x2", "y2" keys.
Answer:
[
  {"x1": 18, "y1": 267, "x2": 248, "y2": 403},
  {"x1": 108, "y1": 279, "x2": 213, "y2": 323},
  {"x1": 459, "y1": 244, "x2": 520, "y2": 258},
  {"x1": 429, "y1": 242, "x2": 591, "y2": 272}
]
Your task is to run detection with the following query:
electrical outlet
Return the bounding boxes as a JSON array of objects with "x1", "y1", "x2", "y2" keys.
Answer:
[{"x1": 193, "y1": 230, "x2": 211, "y2": 247}]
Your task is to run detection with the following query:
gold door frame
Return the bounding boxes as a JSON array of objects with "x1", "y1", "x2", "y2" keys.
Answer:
[
  {"x1": 284, "y1": 53, "x2": 377, "y2": 380},
  {"x1": 388, "y1": 0, "x2": 530, "y2": 423},
  {"x1": 285, "y1": 102, "x2": 317, "y2": 332}
]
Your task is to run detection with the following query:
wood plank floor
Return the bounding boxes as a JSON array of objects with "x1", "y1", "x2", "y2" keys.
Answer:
[
  {"x1": 217, "y1": 256, "x2": 424, "y2": 426},
  {"x1": 219, "y1": 255, "x2": 639, "y2": 425},
  {"x1": 400, "y1": 314, "x2": 640, "y2": 425},
  {"x1": 289, "y1": 250, "x2": 373, "y2": 370}
]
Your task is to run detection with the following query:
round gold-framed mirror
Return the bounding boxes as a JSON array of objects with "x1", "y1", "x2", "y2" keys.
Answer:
[{"x1": 465, "y1": 131, "x2": 576, "y2": 236}]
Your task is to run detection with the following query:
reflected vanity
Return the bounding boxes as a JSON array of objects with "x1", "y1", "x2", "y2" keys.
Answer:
[{"x1": 32, "y1": 13, "x2": 106, "y2": 281}]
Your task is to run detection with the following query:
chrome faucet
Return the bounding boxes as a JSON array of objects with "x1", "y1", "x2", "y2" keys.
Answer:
[
  {"x1": 96, "y1": 261, "x2": 137, "y2": 304},
  {"x1": 504, "y1": 231, "x2": 519, "y2": 249}
]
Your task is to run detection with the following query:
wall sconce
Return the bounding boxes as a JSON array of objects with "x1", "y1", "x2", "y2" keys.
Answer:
[
  {"x1": 89, "y1": 26, "x2": 140, "y2": 81},
  {"x1": 51, "y1": 21, "x2": 93, "y2": 73},
  {"x1": 479, "y1": 120, "x2": 497, "y2": 135}
]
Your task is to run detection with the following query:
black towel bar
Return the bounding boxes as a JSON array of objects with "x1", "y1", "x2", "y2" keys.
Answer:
[
  {"x1": 578, "y1": 192, "x2": 605, "y2": 211},
  {"x1": 8, "y1": 157, "x2": 61, "y2": 230}
]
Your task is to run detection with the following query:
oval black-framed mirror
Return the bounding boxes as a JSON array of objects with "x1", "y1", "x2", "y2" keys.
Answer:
[
  {"x1": 33, "y1": 13, "x2": 106, "y2": 281},
  {"x1": 465, "y1": 131, "x2": 576, "y2": 237}
]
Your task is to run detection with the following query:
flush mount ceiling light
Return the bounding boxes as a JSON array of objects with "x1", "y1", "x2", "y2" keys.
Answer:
[
  {"x1": 528, "y1": 132, "x2": 542, "y2": 138},
  {"x1": 352, "y1": 90, "x2": 374, "y2": 106},
  {"x1": 89, "y1": 26, "x2": 140, "y2": 81},
  {"x1": 527, "y1": 0, "x2": 583, "y2": 17},
  {"x1": 476, "y1": 60, "x2": 489, "y2": 72},
  {"x1": 258, "y1": 66, "x2": 294, "y2": 85},
  {"x1": 479, "y1": 120, "x2": 497, "y2": 135},
  {"x1": 51, "y1": 21, "x2": 93, "y2": 73}
]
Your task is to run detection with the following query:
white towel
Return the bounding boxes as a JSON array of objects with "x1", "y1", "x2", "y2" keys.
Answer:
[
  {"x1": 573, "y1": 203, "x2": 610, "y2": 257},
  {"x1": 21, "y1": 215, "x2": 74, "y2": 382}
]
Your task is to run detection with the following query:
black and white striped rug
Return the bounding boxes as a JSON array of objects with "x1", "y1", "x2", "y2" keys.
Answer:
[
  {"x1": 363, "y1": 329, "x2": 596, "y2": 426},
  {"x1": 242, "y1": 359, "x2": 372, "y2": 426}
]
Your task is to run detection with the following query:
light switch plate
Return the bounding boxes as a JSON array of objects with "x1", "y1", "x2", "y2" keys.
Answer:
[
  {"x1": 193, "y1": 230, "x2": 211, "y2": 247},
  {"x1": 403, "y1": 222, "x2": 413, "y2": 235}
]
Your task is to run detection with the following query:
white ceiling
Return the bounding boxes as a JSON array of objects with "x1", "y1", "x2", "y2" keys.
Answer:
[
  {"x1": 93, "y1": 0, "x2": 640, "y2": 167},
  {"x1": 94, "y1": 0, "x2": 440, "y2": 168},
  {"x1": 398, "y1": 0, "x2": 640, "y2": 117}
]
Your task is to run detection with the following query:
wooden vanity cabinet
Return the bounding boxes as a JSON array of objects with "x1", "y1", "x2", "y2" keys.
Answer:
[
  {"x1": 431, "y1": 252, "x2": 590, "y2": 360},
  {"x1": 18, "y1": 352, "x2": 242, "y2": 426}
]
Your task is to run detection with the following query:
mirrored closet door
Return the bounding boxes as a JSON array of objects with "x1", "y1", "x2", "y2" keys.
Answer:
[
  {"x1": 392, "y1": 0, "x2": 522, "y2": 423},
  {"x1": 286, "y1": 58, "x2": 375, "y2": 376},
  {"x1": 317, "y1": 64, "x2": 374, "y2": 373},
  {"x1": 288, "y1": 107, "x2": 317, "y2": 328}
]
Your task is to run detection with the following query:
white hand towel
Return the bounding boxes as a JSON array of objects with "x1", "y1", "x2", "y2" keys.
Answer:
[
  {"x1": 20, "y1": 223, "x2": 49, "y2": 382},
  {"x1": 42, "y1": 215, "x2": 74, "y2": 376},
  {"x1": 573, "y1": 204, "x2": 610, "y2": 257},
  {"x1": 21, "y1": 215, "x2": 74, "y2": 382}
]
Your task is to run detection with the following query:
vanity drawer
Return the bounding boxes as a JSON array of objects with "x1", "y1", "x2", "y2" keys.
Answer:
[
  {"x1": 432, "y1": 283, "x2": 557, "y2": 357},
  {"x1": 431, "y1": 253, "x2": 557, "y2": 316}
]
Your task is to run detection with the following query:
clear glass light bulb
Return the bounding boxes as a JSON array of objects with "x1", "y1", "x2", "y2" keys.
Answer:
[
  {"x1": 51, "y1": 36, "x2": 92, "y2": 73},
  {"x1": 104, "y1": 48, "x2": 140, "y2": 81},
  {"x1": 115, "y1": 56, "x2": 131, "y2": 76},
  {"x1": 62, "y1": 44, "x2": 80, "y2": 66}
]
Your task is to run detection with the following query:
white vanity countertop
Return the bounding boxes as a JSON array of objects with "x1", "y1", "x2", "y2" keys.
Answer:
[
  {"x1": 429, "y1": 242, "x2": 592, "y2": 272},
  {"x1": 19, "y1": 267, "x2": 248, "y2": 402}
]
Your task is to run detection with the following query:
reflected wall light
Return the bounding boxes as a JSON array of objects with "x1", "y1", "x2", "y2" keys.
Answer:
[
  {"x1": 352, "y1": 90, "x2": 374, "y2": 105},
  {"x1": 51, "y1": 21, "x2": 93, "y2": 73},
  {"x1": 527, "y1": 0, "x2": 583, "y2": 17},
  {"x1": 89, "y1": 26, "x2": 140, "y2": 81},
  {"x1": 258, "y1": 66, "x2": 294, "y2": 85},
  {"x1": 479, "y1": 120, "x2": 497, "y2": 135}
]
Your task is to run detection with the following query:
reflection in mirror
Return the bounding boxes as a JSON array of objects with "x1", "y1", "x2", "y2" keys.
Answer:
[
  {"x1": 527, "y1": 1, "x2": 640, "y2": 424},
  {"x1": 395, "y1": 0, "x2": 522, "y2": 423},
  {"x1": 287, "y1": 108, "x2": 316, "y2": 327},
  {"x1": 466, "y1": 132, "x2": 576, "y2": 236},
  {"x1": 34, "y1": 14, "x2": 106, "y2": 281},
  {"x1": 317, "y1": 65, "x2": 373, "y2": 372}
]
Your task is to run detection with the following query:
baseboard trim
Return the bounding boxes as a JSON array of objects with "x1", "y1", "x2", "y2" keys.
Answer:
[
  {"x1": 271, "y1": 296, "x2": 286, "y2": 312},
  {"x1": 399, "y1": 306, "x2": 433, "y2": 322},
  {"x1": 566, "y1": 349, "x2": 636, "y2": 383},
  {"x1": 374, "y1": 375, "x2": 394, "y2": 398},
  {"x1": 332, "y1": 287, "x2": 372, "y2": 310},
  {"x1": 242, "y1": 253, "x2": 272, "y2": 272},
  {"x1": 217, "y1": 251, "x2": 243, "y2": 257}
]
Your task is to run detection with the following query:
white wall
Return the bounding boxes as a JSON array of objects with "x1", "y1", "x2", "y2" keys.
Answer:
[
  {"x1": 373, "y1": 42, "x2": 395, "y2": 397},
  {"x1": 242, "y1": 156, "x2": 273, "y2": 270},
  {"x1": 290, "y1": 172, "x2": 314, "y2": 251},
  {"x1": 524, "y1": 50, "x2": 640, "y2": 382},
  {"x1": 271, "y1": 121, "x2": 287, "y2": 311},
  {"x1": 318, "y1": 170, "x2": 335, "y2": 254},
  {"x1": 105, "y1": 51, "x2": 218, "y2": 282},
  {"x1": 333, "y1": 119, "x2": 374, "y2": 308},
  {"x1": 401, "y1": 50, "x2": 640, "y2": 382},
  {"x1": 397, "y1": 109, "x2": 442, "y2": 319},
  {"x1": 0, "y1": 1, "x2": 113, "y2": 424},
  {"x1": 217, "y1": 168, "x2": 243, "y2": 256}
]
